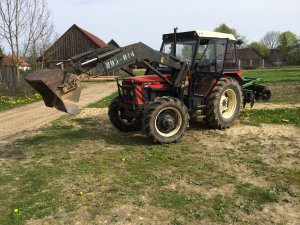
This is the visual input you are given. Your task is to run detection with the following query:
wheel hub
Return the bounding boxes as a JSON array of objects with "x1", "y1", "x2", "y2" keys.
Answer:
[
  {"x1": 162, "y1": 115, "x2": 176, "y2": 129},
  {"x1": 154, "y1": 107, "x2": 183, "y2": 137},
  {"x1": 222, "y1": 97, "x2": 229, "y2": 110}
]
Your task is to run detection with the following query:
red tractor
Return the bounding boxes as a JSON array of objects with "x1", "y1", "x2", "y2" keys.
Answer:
[{"x1": 26, "y1": 29, "x2": 244, "y2": 143}]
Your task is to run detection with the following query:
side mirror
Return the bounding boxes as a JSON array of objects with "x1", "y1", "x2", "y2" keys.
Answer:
[{"x1": 236, "y1": 39, "x2": 244, "y2": 46}]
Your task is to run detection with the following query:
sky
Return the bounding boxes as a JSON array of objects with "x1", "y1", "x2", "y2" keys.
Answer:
[
  {"x1": 46, "y1": 0, "x2": 300, "y2": 49},
  {"x1": 2, "y1": 0, "x2": 300, "y2": 51}
]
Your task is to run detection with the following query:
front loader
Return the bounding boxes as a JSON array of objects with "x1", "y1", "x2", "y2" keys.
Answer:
[{"x1": 25, "y1": 29, "x2": 270, "y2": 143}]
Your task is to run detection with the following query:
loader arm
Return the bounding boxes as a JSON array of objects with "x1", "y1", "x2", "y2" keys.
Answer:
[
  {"x1": 25, "y1": 42, "x2": 188, "y2": 114},
  {"x1": 67, "y1": 42, "x2": 187, "y2": 87}
]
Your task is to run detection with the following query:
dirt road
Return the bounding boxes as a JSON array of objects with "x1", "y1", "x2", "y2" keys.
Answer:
[{"x1": 0, "y1": 82, "x2": 116, "y2": 144}]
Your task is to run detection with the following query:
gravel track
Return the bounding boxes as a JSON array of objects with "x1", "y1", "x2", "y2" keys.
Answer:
[{"x1": 0, "y1": 82, "x2": 116, "y2": 144}]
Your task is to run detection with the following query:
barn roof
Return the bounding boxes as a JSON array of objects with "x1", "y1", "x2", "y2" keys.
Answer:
[
  {"x1": 107, "y1": 39, "x2": 120, "y2": 48},
  {"x1": 37, "y1": 24, "x2": 107, "y2": 63},
  {"x1": 75, "y1": 25, "x2": 106, "y2": 48}
]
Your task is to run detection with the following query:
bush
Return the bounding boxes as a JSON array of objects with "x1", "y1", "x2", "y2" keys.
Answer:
[{"x1": 0, "y1": 71, "x2": 37, "y2": 97}]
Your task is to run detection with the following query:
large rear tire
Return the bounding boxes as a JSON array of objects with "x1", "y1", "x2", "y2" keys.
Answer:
[
  {"x1": 205, "y1": 77, "x2": 242, "y2": 129},
  {"x1": 142, "y1": 96, "x2": 189, "y2": 144},
  {"x1": 108, "y1": 97, "x2": 141, "y2": 132}
]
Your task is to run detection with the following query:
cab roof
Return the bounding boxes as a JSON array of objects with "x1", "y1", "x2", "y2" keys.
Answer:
[
  {"x1": 163, "y1": 30, "x2": 236, "y2": 41},
  {"x1": 196, "y1": 30, "x2": 236, "y2": 41}
]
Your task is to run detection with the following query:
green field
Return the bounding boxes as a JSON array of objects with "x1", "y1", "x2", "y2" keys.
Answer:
[{"x1": 242, "y1": 70, "x2": 300, "y2": 83}]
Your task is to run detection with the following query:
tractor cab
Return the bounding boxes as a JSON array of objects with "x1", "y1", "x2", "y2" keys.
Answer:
[
  {"x1": 161, "y1": 30, "x2": 239, "y2": 72},
  {"x1": 160, "y1": 30, "x2": 242, "y2": 98}
]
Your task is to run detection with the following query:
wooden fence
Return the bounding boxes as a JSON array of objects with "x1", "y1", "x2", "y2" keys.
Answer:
[{"x1": 0, "y1": 66, "x2": 18, "y2": 88}]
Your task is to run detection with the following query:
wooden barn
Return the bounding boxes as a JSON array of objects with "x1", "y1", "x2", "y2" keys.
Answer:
[
  {"x1": 39, "y1": 24, "x2": 107, "y2": 68},
  {"x1": 237, "y1": 48, "x2": 265, "y2": 69}
]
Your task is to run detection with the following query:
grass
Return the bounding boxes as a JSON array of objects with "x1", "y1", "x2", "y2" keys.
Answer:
[
  {"x1": 0, "y1": 72, "x2": 42, "y2": 112},
  {"x1": 0, "y1": 102, "x2": 299, "y2": 224},
  {"x1": 88, "y1": 91, "x2": 118, "y2": 108},
  {"x1": 0, "y1": 74, "x2": 299, "y2": 224},
  {"x1": 240, "y1": 107, "x2": 300, "y2": 127},
  {"x1": 242, "y1": 70, "x2": 300, "y2": 83},
  {"x1": 0, "y1": 93, "x2": 41, "y2": 112}
]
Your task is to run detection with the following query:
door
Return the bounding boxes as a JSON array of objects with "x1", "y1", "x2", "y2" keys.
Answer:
[{"x1": 193, "y1": 38, "x2": 228, "y2": 96}]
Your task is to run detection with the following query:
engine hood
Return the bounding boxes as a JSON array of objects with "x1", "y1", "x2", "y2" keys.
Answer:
[{"x1": 123, "y1": 74, "x2": 172, "y2": 83}]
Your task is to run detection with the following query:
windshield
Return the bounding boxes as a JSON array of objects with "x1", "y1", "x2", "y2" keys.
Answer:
[{"x1": 162, "y1": 40, "x2": 197, "y2": 63}]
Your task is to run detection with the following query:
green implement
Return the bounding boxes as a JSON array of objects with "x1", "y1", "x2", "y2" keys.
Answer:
[{"x1": 242, "y1": 77, "x2": 271, "y2": 108}]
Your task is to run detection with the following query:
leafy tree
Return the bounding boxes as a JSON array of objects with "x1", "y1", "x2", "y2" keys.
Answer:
[
  {"x1": 278, "y1": 31, "x2": 298, "y2": 52},
  {"x1": 260, "y1": 31, "x2": 281, "y2": 49},
  {"x1": 278, "y1": 31, "x2": 299, "y2": 65},
  {"x1": 214, "y1": 24, "x2": 246, "y2": 43},
  {"x1": 247, "y1": 42, "x2": 270, "y2": 58},
  {"x1": 285, "y1": 48, "x2": 300, "y2": 65}
]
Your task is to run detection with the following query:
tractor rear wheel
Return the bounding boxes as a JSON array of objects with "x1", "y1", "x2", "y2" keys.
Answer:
[
  {"x1": 108, "y1": 97, "x2": 141, "y2": 132},
  {"x1": 142, "y1": 96, "x2": 189, "y2": 144},
  {"x1": 205, "y1": 77, "x2": 242, "y2": 129}
]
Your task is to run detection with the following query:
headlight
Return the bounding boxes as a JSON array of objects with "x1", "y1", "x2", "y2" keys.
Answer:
[{"x1": 130, "y1": 90, "x2": 134, "y2": 96}]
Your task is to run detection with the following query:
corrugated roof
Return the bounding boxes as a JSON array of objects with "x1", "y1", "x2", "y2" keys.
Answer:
[{"x1": 75, "y1": 24, "x2": 107, "y2": 48}]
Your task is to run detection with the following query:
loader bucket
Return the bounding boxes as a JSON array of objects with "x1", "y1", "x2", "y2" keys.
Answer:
[{"x1": 24, "y1": 69, "x2": 82, "y2": 114}]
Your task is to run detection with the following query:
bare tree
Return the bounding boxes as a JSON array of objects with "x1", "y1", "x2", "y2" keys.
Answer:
[
  {"x1": 0, "y1": 0, "x2": 55, "y2": 78},
  {"x1": 260, "y1": 31, "x2": 281, "y2": 49},
  {"x1": 0, "y1": 43, "x2": 4, "y2": 56},
  {"x1": 28, "y1": 22, "x2": 58, "y2": 69}
]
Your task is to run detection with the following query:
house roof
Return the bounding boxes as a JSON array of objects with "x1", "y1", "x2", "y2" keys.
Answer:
[
  {"x1": 1, "y1": 56, "x2": 14, "y2": 66},
  {"x1": 1, "y1": 55, "x2": 31, "y2": 67},
  {"x1": 237, "y1": 48, "x2": 264, "y2": 60}
]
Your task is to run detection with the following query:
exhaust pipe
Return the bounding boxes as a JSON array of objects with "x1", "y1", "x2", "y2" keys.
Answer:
[{"x1": 24, "y1": 69, "x2": 82, "y2": 114}]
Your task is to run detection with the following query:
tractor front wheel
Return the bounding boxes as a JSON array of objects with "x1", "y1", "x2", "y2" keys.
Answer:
[
  {"x1": 108, "y1": 97, "x2": 141, "y2": 132},
  {"x1": 205, "y1": 77, "x2": 242, "y2": 129},
  {"x1": 142, "y1": 97, "x2": 189, "y2": 143}
]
